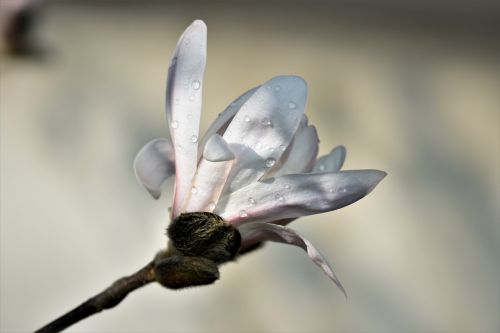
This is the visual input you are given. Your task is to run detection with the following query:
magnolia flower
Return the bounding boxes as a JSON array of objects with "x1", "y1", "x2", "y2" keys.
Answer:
[{"x1": 134, "y1": 20, "x2": 386, "y2": 295}]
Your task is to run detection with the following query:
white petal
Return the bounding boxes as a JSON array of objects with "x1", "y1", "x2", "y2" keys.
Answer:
[
  {"x1": 133, "y1": 138, "x2": 175, "y2": 199},
  {"x1": 314, "y1": 145, "x2": 347, "y2": 173},
  {"x1": 223, "y1": 76, "x2": 307, "y2": 192},
  {"x1": 238, "y1": 222, "x2": 346, "y2": 296},
  {"x1": 183, "y1": 135, "x2": 234, "y2": 213},
  {"x1": 216, "y1": 170, "x2": 387, "y2": 225},
  {"x1": 273, "y1": 116, "x2": 319, "y2": 177},
  {"x1": 165, "y1": 20, "x2": 207, "y2": 218},
  {"x1": 198, "y1": 86, "x2": 259, "y2": 159},
  {"x1": 203, "y1": 134, "x2": 234, "y2": 162}
]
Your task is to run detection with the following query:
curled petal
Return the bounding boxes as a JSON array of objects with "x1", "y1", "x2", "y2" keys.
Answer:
[
  {"x1": 217, "y1": 170, "x2": 387, "y2": 225},
  {"x1": 314, "y1": 145, "x2": 347, "y2": 173},
  {"x1": 273, "y1": 116, "x2": 319, "y2": 177},
  {"x1": 223, "y1": 76, "x2": 308, "y2": 192},
  {"x1": 166, "y1": 20, "x2": 207, "y2": 218},
  {"x1": 238, "y1": 222, "x2": 346, "y2": 296},
  {"x1": 183, "y1": 135, "x2": 234, "y2": 213},
  {"x1": 198, "y1": 86, "x2": 259, "y2": 159},
  {"x1": 133, "y1": 138, "x2": 175, "y2": 199}
]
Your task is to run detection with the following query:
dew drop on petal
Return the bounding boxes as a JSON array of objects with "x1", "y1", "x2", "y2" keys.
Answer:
[
  {"x1": 261, "y1": 118, "x2": 272, "y2": 127},
  {"x1": 244, "y1": 116, "x2": 251, "y2": 122},
  {"x1": 207, "y1": 202, "x2": 216, "y2": 210},
  {"x1": 265, "y1": 158, "x2": 276, "y2": 168},
  {"x1": 328, "y1": 188, "x2": 334, "y2": 193},
  {"x1": 288, "y1": 101, "x2": 297, "y2": 109},
  {"x1": 171, "y1": 120, "x2": 179, "y2": 129},
  {"x1": 256, "y1": 142, "x2": 263, "y2": 150},
  {"x1": 284, "y1": 184, "x2": 290, "y2": 189},
  {"x1": 191, "y1": 186, "x2": 197, "y2": 194},
  {"x1": 190, "y1": 135, "x2": 198, "y2": 143},
  {"x1": 239, "y1": 210, "x2": 248, "y2": 218},
  {"x1": 340, "y1": 187, "x2": 347, "y2": 193},
  {"x1": 177, "y1": 144, "x2": 183, "y2": 151},
  {"x1": 248, "y1": 197, "x2": 256, "y2": 205},
  {"x1": 279, "y1": 144, "x2": 286, "y2": 151},
  {"x1": 275, "y1": 193, "x2": 284, "y2": 202},
  {"x1": 227, "y1": 130, "x2": 232, "y2": 136},
  {"x1": 274, "y1": 85, "x2": 281, "y2": 92},
  {"x1": 191, "y1": 79, "x2": 201, "y2": 90},
  {"x1": 318, "y1": 164, "x2": 325, "y2": 172}
]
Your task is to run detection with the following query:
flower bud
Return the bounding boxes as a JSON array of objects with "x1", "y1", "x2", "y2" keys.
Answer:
[
  {"x1": 167, "y1": 212, "x2": 241, "y2": 264},
  {"x1": 154, "y1": 255, "x2": 219, "y2": 289}
]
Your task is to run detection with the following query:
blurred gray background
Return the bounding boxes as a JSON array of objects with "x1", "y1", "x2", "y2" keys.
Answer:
[{"x1": 1, "y1": 1, "x2": 499, "y2": 332}]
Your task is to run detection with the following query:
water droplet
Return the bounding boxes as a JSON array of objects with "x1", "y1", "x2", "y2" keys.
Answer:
[
  {"x1": 279, "y1": 144, "x2": 286, "y2": 151},
  {"x1": 340, "y1": 188, "x2": 347, "y2": 193},
  {"x1": 239, "y1": 210, "x2": 248, "y2": 218},
  {"x1": 244, "y1": 116, "x2": 251, "y2": 122},
  {"x1": 191, "y1": 79, "x2": 201, "y2": 90},
  {"x1": 208, "y1": 202, "x2": 216, "y2": 210},
  {"x1": 275, "y1": 193, "x2": 284, "y2": 202},
  {"x1": 191, "y1": 186, "x2": 197, "y2": 194},
  {"x1": 189, "y1": 94, "x2": 195, "y2": 101},
  {"x1": 190, "y1": 135, "x2": 198, "y2": 143},
  {"x1": 318, "y1": 164, "x2": 325, "y2": 171},
  {"x1": 177, "y1": 144, "x2": 183, "y2": 151},
  {"x1": 248, "y1": 197, "x2": 256, "y2": 205},
  {"x1": 227, "y1": 130, "x2": 232, "y2": 136},
  {"x1": 261, "y1": 117, "x2": 272, "y2": 127},
  {"x1": 288, "y1": 101, "x2": 297, "y2": 109},
  {"x1": 171, "y1": 120, "x2": 179, "y2": 129},
  {"x1": 284, "y1": 184, "x2": 290, "y2": 189},
  {"x1": 274, "y1": 85, "x2": 281, "y2": 92},
  {"x1": 265, "y1": 158, "x2": 276, "y2": 168},
  {"x1": 328, "y1": 188, "x2": 334, "y2": 193},
  {"x1": 256, "y1": 142, "x2": 263, "y2": 150}
]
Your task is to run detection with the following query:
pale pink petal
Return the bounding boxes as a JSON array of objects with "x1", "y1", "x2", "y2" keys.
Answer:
[
  {"x1": 238, "y1": 222, "x2": 346, "y2": 296},
  {"x1": 216, "y1": 170, "x2": 386, "y2": 225},
  {"x1": 133, "y1": 138, "x2": 175, "y2": 199},
  {"x1": 273, "y1": 116, "x2": 319, "y2": 177},
  {"x1": 183, "y1": 135, "x2": 234, "y2": 213},
  {"x1": 314, "y1": 145, "x2": 347, "y2": 173},
  {"x1": 165, "y1": 20, "x2": 207, "y2": 218},
  {"x1": 222, "y1": 76, "x2": 307, "y2": 193},
  {"x1": 198, "y1": 86, "x2": 259, "y2": 159}
]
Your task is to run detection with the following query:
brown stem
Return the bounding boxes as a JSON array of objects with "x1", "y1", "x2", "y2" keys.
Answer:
[{"x1": 35, "y1": 261, "x2": 156, "y2": 333}]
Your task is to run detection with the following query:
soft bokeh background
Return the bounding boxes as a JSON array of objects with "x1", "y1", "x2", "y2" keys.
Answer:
[{"x1": 1, "y1": 1, "x2": 499, "y2": 332}]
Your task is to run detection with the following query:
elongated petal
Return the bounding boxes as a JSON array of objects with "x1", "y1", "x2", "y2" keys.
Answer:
[
  {"x1": 166, "y1": 20, "x2": 207, "y2": 218},
  {"x1": 238, "y1": 222, "x2": 346, "y2": 296},
  {"x1": 273, "y1": 117, "x2": 319, "y2": 177},
  {"x1": 198, "y1": 86, "x2": 259, "y2": 159},
  {"x1": 216, "y1": 170, "x2": 387, "y2": 225},
  {"x1": 133, "y1": 138, "x2": 175, "y2": 199},
  {"x1": 183, "y1": 135, "x2": 234, "y2": 213},
  {"x1": 222, "y1": 76, "x2": 307, "y2": 192},
  {"x1": 314, "y1": 145, "x2": 347, "y2": 173}
]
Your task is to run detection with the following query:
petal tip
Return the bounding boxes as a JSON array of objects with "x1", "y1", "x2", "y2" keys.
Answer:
[
  {"x1": 203, "y1": 134, "x2": 235, "y2": 162},
  {"x1": 365, "y1": 169, "x2": 387, "y2": 192}
]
